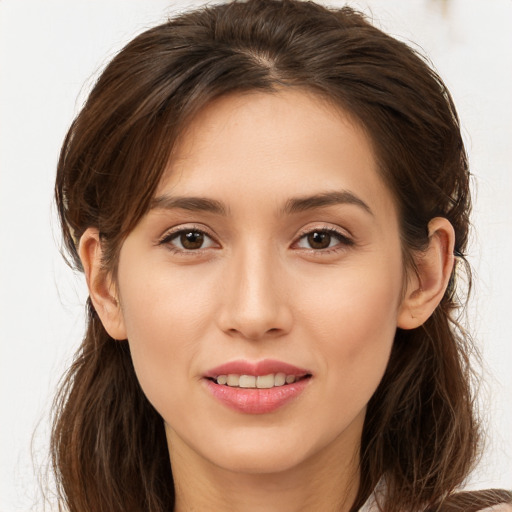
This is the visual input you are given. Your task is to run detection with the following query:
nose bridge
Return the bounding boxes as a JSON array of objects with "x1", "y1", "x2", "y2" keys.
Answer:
[{"x1": 218, "y1": 240, "x2": 291, "y2": 339}]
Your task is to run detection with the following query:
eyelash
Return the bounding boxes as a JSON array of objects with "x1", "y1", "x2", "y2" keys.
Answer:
[
  {"x1": 158, "y1": 225, "x2": 218, "y2": 254},
  {"x1": 294, "y1": 226, "x2": 354, "y2": 255},
  {"x1": 158, "y1": 226, "x2": 354, "y2": 255}
]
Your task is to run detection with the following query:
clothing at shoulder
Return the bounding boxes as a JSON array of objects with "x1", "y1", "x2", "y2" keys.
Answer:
[
  {"x1": 478, "y1": 504, "x2": 512, "y2": 512},
  {"x1": 433, "y1": 489, "x2": 512, "y2": 512},
  {"x1": 358, "y1": 487, "x2": 512, "y2": 512}
]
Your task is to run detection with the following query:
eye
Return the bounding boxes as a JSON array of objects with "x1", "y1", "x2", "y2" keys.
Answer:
[
  {"x1": 295, "y1": 228, "x2": 353, "y2": 251},
  {"x1": 160, "y1": 228, "x2": 217, "y2": 251}
]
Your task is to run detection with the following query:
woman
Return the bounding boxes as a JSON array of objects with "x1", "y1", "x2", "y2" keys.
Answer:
[{"x1": 52, "y1": 0, "x2": 511, "y2": 511}]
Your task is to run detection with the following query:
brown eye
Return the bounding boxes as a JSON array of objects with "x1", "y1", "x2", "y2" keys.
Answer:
[
  {"x1": 180, "y1": 231, "x2": 205, "y2": 250},
  {"x1": 307, "y1": 231, "x2": 332, "y2": 249},
  {"x1": 295, "y1": 228, "x2": 353, "y2": 252},
  {"x1": 161, "y1": 228, "x2": 217, "y2": 251}
]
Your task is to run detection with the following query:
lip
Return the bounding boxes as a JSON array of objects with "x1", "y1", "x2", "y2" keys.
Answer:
[
  {"x1": 203, "y1": 359, "x2": 312, "y2": 414},
  {"x1": 204, "y1": 358, "x2": 310, "y2": 379}
]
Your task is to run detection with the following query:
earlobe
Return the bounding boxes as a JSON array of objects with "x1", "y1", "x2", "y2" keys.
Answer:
[
  {"x1": 397, "y1": 217, "x2": 455, "y2": 330},
  {"x1": 79, "y1": 228, "x2": 127, "y2": 340}
]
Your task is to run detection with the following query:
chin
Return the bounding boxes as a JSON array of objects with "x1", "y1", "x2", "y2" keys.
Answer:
[
  {"x1": 198, "y1": 422, "x2": 349, "y2": 476},
  {"x1": 211, "y1": 440, "x2": 312, "y2": 475}
]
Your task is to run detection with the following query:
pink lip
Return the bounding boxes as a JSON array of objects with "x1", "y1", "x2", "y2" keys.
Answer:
[
  {"x1": 203, "y1": 359, "x2": 312, "y2": 414},
  {"x1": 204, "y1": 359, "x2": 310, "y2": 378}
]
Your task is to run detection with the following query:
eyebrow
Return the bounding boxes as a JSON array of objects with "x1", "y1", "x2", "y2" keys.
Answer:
[
  {"x1": 149, "y1": 190, "x2": 372, "y2": 217},
  {"x1": 282, "y1": 190, "x2": 373, "y2": 216},
  {"x1": 149, "y1": 195, "x2": 228, "y2": 215}
]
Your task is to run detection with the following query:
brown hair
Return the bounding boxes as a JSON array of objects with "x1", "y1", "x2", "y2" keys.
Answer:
[{"x1": 53, "y1": 1, "x2": 486, "y2": 511}]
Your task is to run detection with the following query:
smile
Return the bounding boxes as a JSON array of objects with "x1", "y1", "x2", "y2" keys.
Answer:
[
  {"x1": 212, "y1": 373, "x2": 307, "y2": 388},
  {"x1": 203, "y1": 359, "x2": 312, "y2": 414}
]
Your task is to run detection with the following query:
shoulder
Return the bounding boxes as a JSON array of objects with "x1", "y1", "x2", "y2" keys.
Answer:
[
  {"x1": 478, "y1": 505, "x2": 512, "y2": 512},
  {"x1": 425, "y1": 489, "x2": 512, "y2": 512},
  {"x1": 361, "y1": 487, "x2": 512, "y2": 512}
]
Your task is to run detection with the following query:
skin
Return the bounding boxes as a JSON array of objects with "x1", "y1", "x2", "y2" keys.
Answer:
[{"x1": 81, "y1": 89, "x2": 455, "y2": 512}]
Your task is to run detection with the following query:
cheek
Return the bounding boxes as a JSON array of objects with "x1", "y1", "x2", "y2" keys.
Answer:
[
  {"x1": 120, "y1": 255, "x2": 216, "y2": 340},
  {"x1": 298, "y1": 258, "x2": 402, "y2": 337},
  {"x1": 296, "y1": 259, "x2": 403, "y2": 396},
  {"x1": 116, "y1": 262, "x2": 217, "y2": 412}
]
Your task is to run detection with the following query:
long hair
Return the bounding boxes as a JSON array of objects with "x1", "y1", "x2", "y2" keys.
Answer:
[{"x1": 53, "y1": 1, "x2": 483, "y2": 510}]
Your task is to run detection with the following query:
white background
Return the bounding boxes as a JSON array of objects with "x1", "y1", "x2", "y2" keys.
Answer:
[{"x1": 1, "y1": 0, "x2": 511, "y2": 510}]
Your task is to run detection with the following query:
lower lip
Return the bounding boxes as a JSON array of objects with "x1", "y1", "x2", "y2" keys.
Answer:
[{"x1": 204, "y1": 378, "x2": 311, "y2": 414}]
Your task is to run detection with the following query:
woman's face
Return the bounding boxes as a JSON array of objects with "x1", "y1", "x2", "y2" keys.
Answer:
[{"x1": 115, "y1": 90, "x2": 409, "y2": 475}]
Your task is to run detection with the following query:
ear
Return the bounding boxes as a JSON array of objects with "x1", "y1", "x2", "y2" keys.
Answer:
[
  {"x1": 397, "y1": 217, "x2": 455, "y2": 330},
  {"x1": 79, "y1": 227, "x2": 127, "y2": 340}
]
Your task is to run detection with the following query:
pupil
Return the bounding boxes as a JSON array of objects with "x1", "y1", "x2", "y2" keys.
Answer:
[
  {"x1": 308, "y1": 231, "x2": 331, "y2": 249},
  {"x1": 181, "y1": 231, "x2": 204, "y2": 249}
]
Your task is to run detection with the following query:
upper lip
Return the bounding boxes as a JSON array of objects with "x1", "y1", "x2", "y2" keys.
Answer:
[{"x1": 204, "y1": 359, "x2": 311, "y2": 378}]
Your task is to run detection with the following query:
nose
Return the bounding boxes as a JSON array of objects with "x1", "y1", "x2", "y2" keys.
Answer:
[{"x1": 216, "y1": 247, "x2": 293, "y2": 341}]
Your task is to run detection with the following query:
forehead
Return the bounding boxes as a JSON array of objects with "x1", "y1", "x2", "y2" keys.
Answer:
[{"x1": 158, "y1": 89, "x2": 395, "y2": 219}]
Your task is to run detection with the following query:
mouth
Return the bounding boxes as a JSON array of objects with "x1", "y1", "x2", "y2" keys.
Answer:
[
  {"x1": 206, "y1": 373, "x2": 312, "y2": 389},
  {"x1": 203, "y1": 359, "x2": 312, "y2": 414}
]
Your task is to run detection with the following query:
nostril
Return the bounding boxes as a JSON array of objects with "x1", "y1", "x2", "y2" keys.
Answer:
[{"x1": 216, "y1": 296, "x2": 293, "y2": 340}]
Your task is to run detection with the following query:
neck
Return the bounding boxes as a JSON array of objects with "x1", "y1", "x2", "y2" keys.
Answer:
[{"x1": 167, "y1": 426, "x2": 361, "y2": 512}]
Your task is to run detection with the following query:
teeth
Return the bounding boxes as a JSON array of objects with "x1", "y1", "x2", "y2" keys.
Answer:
[
  {"x1": 227, "y1": 374, "x2": 239, "y2": 387},
  {"x1": 239, "y1": 375, "x2": 256, "y2": 388},
  {"x1": 274, "y1": 372, "x2": 286, "y2": 386},
  {"x1": 215, "y1": 373, "x2": 303, "y2": 388},
  {"x1": 256, "y1": 374, "x2": 274, "y2": 389}
]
